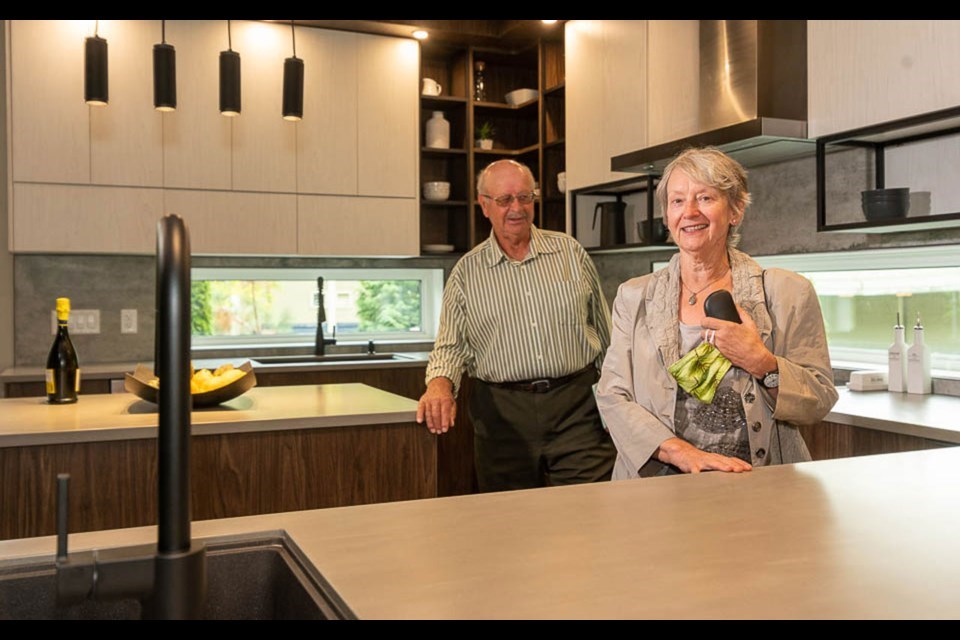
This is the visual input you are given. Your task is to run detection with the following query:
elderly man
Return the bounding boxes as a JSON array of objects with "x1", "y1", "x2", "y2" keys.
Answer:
[{"x1": 417, "y1": 159, "x2": 616, "y2": 492}]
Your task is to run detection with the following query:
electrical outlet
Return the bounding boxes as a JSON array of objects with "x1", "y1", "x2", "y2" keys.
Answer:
[
  {"x1": 52, "y1": 309, "x2": 100, "y2": 335},
  {"x1": 121, "y1": 309, "x2": 138, "y2": 334}
]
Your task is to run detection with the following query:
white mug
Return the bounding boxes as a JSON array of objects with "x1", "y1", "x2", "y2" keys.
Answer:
[
  {"x1": 557, "y1": 172, "x2": 567, "y2": 194},
  {"x1": 422, "y1": 78, "x2": 442, "y2": 96}
]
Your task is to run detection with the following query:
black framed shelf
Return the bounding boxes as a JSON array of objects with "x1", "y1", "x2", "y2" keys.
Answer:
[
  {"x1": 571, "y1": 175, "x2": 672, "y2": 251},
  {"x1": 817, "y1": 105, "x2": 960, "y2": 234}
]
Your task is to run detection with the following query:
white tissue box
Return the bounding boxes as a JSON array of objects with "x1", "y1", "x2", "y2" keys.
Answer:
[{"x1": 847, "y1": 370, "x2": 888, "y2": 391}]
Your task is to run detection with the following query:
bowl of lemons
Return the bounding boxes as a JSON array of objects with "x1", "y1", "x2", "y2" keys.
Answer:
[{"x1": 124, "y1": 361, "x2": 257, "y2": 408}]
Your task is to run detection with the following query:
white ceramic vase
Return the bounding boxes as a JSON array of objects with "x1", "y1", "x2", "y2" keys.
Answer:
[{"x1": 425, "y1": 111, "x2": 450, "y2": 149}]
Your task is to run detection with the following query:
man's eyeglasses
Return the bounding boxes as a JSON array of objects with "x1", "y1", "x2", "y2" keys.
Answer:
[{"x1": 480, "y1": 190, "x2": 539, "y2": 208}]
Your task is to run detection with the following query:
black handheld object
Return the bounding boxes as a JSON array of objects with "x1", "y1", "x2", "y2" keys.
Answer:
[{"x1": 703, "y1": 289, "x2": 741, "y2": 324}]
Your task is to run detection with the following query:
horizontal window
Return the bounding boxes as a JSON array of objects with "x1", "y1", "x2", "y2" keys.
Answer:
[
  {"x1": 656, "y1": 245, "x2": 960, "y2": 373},
  {"x1": 191, "y1": 267, "x2": 444, "y2": 347}
]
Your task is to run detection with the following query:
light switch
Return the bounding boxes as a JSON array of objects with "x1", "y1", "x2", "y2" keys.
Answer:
[
  {"x1": 51, "y1": 309, "x2": 100, "y2": 335},
  {"x1": 121, "y1": 309, "x2": 138, "y2": 334}
]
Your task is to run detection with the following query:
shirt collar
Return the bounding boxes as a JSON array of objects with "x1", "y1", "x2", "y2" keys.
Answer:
[{"x1": 484, "y1": 225, "x2": 559, "y2": 267}]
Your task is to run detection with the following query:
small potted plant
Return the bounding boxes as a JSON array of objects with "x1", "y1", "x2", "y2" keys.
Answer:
[{"x1": 476, "y1": 122, "x2": 495, "y2": 150}]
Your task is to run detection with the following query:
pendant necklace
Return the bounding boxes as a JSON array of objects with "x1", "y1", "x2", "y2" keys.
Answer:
[{"x1": 681, "y1": 268, "x2": 730, "y2": 305}]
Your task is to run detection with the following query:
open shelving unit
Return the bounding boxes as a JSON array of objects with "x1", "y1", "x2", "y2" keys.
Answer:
[
  {"x1": 817, "y1": 105, "x2": 960, "y2": 234},
  {"x1": 417, "y1": 34, "x2": 567, "y2": 256}
]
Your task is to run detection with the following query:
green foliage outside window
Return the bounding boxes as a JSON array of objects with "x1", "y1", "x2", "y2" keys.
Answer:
[{"x1": 355, "y1": 281, "x2": 421, "y2": 332}]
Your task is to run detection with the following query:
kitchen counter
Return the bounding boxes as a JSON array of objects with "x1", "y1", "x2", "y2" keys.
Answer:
[
  {"x1": 825, "y1": 387, "x2": 960, "y2": 444},
  {"x1": 3, "y1": 447, "x2": 960, "y2": 619},
  {"x1": 0, "y1": 383, "x2": 419, "y2": 447}
]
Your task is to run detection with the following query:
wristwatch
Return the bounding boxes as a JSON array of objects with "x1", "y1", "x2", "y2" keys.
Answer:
[{"x1": 759, "y1": 370, "x2": 780, "y2": 389}]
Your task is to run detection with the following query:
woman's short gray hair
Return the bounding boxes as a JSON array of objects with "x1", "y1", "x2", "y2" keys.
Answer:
[{"x1": 655, "y1": 146, "x2": 752, "y2": 248}]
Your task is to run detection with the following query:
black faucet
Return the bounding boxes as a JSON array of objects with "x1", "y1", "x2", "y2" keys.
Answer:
[
  {"x1": 55, "y1": 214, "x2": 207, "y2": 619},
  {"x1": 315, "y1": 276, "x2": 336, "y2": 356}
]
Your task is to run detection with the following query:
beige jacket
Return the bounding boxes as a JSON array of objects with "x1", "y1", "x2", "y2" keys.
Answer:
[{"x1": 596, "y1": 248, "x2": 838, "y2": 480}]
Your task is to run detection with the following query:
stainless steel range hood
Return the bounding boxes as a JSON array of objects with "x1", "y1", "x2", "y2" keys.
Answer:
[{"x1": 611, "y1": 20, "x2": 813, "y2": 174}]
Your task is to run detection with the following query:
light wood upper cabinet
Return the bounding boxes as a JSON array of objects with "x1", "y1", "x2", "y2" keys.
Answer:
[
  {"x1": 297, "y1": 29, "x2": 358, "y2": 196},
  {"x1": 12, "y1": 183, "x2": 161, "y2": 254},
  {"x1": 646, "y1": 20, "x2": 699, "y2": 147},
  {"x1": 6, "y1": 20, "x2": 421, "y2": 256},
  {"x1": 808, "y1": 20, "x2": 960, "y2": 138},
  {"x1": 231, "y1": 20, "x2": 297, "y2": 193},
  {"x1": 357, "y1": 34, "x2": 418, "y2": 198},
  {"x1": 9, "y1": 20, "x2": 90, "y2": 184},
  {"x1": 565, "y1": 20, "x2": 648, "y2": 191},
  {"x1": 298, "y1": 195, "x2": 417, "y2": 256},
  {"x1": 165, "y1": 189, "x2": 297, "y2": 255},
  {"x1": 89, "y1": 20, "x2": 163, "y2": 187},
  {"x1": 162, "y1": 20, "x2": 232, "y2": 190}
]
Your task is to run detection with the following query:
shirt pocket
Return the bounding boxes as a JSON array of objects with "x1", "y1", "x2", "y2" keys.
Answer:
[{"x1": 549, "y1": 280, "x2": 587, "y2": 327}]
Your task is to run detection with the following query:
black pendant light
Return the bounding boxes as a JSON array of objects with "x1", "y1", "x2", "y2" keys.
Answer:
[
  {"x1": 84, "y1": 21, "x2": 108, "y2": 106},
  {"x1": 153, "y1": 20, "x2": 177, "y2": 112},
  {"x1": 282, "y1": 20, "x2": 304, "y2": 121},
  {"x1": 219, "y1": 20, "x2": 241, "y2": 117}
]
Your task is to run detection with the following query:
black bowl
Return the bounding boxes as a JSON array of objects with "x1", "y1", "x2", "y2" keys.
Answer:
[
  {"x1": 124, "y1": 361, "x2": 257, "y2": 408},
  {"x1": 861, "y1": 188, "x2": 909, "y2": 221}
]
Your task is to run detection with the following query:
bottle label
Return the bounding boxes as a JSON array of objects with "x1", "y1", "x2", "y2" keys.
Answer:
[
  {"x1": 75, "y1": 369, "x2": 82, "y2": 393},
  {"x1": 45, "y1": 369, "x2": 55, "y2": 394}
]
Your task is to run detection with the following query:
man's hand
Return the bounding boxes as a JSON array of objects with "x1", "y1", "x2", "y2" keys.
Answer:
[
  {"x1": 417, "y1": 377, "x2": 457, "y2": 434},
  {"x1": 655, "y1": 437, "x2": 753, "y2": 474}
]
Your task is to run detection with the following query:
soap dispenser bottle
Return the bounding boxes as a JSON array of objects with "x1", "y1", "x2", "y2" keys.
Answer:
[
  {"x1": 906, "y1": 312, "x2": 932, "y2": 395},
  {"x1": 887, "y1": 312, "x2": 907, "y2": 393}
]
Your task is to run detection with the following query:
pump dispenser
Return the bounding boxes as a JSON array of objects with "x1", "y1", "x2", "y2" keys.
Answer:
[
  {"x1": 887, "y1": 312, "x2": 908, "y2": 393},
  {"x1": 906, "y1": 312, "x2": 932, "y2": 395}
]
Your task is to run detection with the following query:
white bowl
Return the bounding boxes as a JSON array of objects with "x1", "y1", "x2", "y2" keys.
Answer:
[
  {"x1": 505, "y1": 88, "x2": 538, "y2": 106},
  {"x1": 423, "y1": 181, "x2": 451, "y2": 202}
]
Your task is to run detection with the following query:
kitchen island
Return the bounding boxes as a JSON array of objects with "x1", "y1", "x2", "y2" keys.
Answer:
[
  {"x1": 2, "y1": 446, "x2": 960, "y2": 619},
  {"x1": 0, "y1": 384, "x2": 433, "y2": 540}
]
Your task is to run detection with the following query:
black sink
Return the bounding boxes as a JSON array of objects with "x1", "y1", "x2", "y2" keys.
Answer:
[
  {"x1": 0, "y1": 533, "x2": 355, "y2": 620},
  {"x1": 253, "y1": 353, "x2": 409, "y2": 365}
]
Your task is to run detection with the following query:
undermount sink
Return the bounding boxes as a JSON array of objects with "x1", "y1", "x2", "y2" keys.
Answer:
[
  {"x1": 0, "y1": 533, "x2": 355, "y2": 620},
  {"x1": 252, "y1": 353, "x2": 411, "y2": 365}
]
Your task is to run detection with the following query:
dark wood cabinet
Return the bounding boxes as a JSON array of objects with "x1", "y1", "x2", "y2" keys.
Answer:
[
  {"x1": 418, "y1": 34, "x2": 567, "y2": 255},
  {"x1": 800, "y1": 420, "x2": 955, "y2": 461}
]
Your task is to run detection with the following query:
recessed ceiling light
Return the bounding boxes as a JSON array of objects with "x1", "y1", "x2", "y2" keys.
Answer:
[
  {"x1": 412, "y1": 29, "x2": 429, "y2": 40},
  {"x1": 542, "y1": 20, "x2": 558, "y2": 25}
]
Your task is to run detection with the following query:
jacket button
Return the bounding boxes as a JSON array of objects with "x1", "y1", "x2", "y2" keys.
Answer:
[
  {"x1": 744, "y1": 392, "x2": 755, "y2": 403},
  {"x1": 755, "y1": 448, "x2": 766, "y2": 459},
  {"x1": 751, "y1": 421, "x2": 762, "y2": 432}
]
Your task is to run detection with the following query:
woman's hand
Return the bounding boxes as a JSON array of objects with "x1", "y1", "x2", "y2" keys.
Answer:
[
  {"x1": 700, "y1": 305, "x2": 777, "y2": 379},
  {"x1": 655, "y1": 437, "x2": 753, "y2": 473}
]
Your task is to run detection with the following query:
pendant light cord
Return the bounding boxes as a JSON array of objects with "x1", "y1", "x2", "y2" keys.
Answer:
[
  {"x1": 94, "y1": 20, "x2": 99, "y2": 37},
  {"x1": 290, "y1": 19, "x2": 297, "y2": 58},
  {"x1": 161, "y1": 19, "x2": 166, "y2": 44},
  {"x1": 227, "y1": 19, "x2": 233, "y2": 51}
]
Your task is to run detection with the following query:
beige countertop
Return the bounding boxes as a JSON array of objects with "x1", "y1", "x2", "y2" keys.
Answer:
[
  {"x1": 826, "y1": 386, "x2": 960, "y2": 443},
  {"x1": 0, "y1": 383, "x2": 419, "y2": 447},
  {"x1": 3, "y1": 447, "x2": 960, "y2": 619}
]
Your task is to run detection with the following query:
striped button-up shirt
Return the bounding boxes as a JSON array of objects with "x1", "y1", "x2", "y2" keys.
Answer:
[{"x1": 426, "y1": 226, "x2": 611, "y2": 393}]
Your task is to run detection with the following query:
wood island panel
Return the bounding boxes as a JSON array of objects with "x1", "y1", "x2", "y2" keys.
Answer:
[
  {"x1": 800, "y1": 420, "x2": 954, "y2": 461},
  {"x1": 0, "y1": 420, "x2": 433, "y2": 541}
]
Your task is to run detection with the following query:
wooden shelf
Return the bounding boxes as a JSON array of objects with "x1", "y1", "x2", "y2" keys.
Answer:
[
  {"x1": 474, "y1": 143, "x2": 540, "y2": 157},
  {"x1": 543, "y1": 82, "x2": 565, "y2": 97},
  {"x1": 421, "y1": 200, "x2": 470, "y2": 207},
  {"x1": 474, "y1": 98, "x2": 539, "y2": 113},
  {"x1": 421, "y1": 146, "x2": 468, "y2": 155},
  {"x1": 543, "y1": 138, "x2": 565, "y2": 149},
  {"x1": 420, "y1": 95, "x2": 467, "y2": 106},
  {"x1": 587, "y1": 244, "x2": 679, "y2": 255}
]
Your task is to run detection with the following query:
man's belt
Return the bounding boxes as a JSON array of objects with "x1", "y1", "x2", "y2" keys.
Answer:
[{"x1": 485, "y1": 365, "x2": 594, "y2": 393}]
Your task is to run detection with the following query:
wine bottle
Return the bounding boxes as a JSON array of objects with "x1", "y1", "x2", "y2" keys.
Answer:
[{"x1": 46, "y1": 297, "x2": 80, "y2": 404}]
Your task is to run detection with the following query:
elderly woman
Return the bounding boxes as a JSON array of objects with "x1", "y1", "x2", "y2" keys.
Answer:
[{"x1": 596, "y1": 147, "x2": 838, "y2": 478}]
